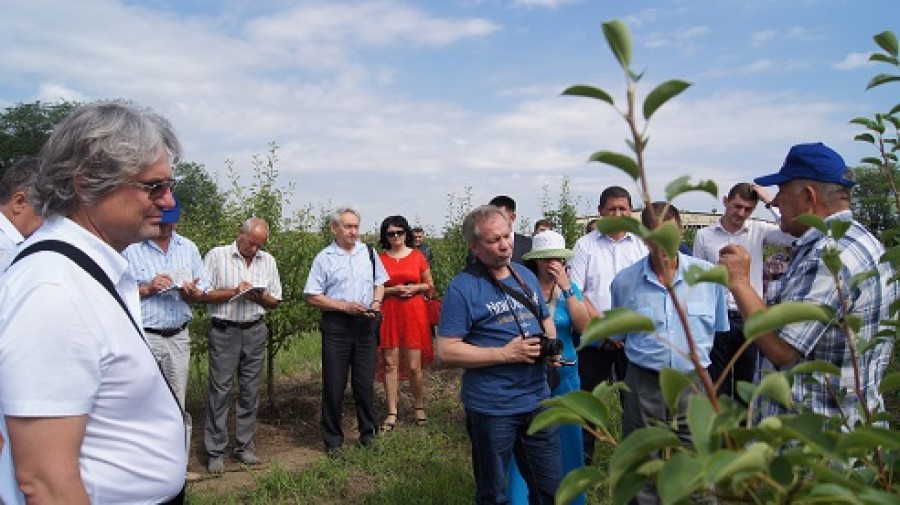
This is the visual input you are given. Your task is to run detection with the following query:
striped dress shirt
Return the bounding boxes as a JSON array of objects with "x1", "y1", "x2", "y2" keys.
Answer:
[{"x1": 204, "y1": 241, "x2": 282, "y2": 322}]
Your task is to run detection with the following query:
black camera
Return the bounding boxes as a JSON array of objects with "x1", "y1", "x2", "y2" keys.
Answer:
[{"x1": 534, "y1": 333, "x2": 562, "y2": 359}]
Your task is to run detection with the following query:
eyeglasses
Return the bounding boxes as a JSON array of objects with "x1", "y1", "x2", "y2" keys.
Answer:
[
  {"x1": 126, "y1": 178, "x2": 178, "y2": 199},
  {"x1": 386, "y1": 230, "x2": 406, "y2": 238}
]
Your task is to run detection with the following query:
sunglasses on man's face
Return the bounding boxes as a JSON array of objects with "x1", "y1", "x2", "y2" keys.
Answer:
[
  {"x1": 126, "y1": 178, "x2": 178, "y2": 200},
  {"x1": 386, "y1": 230, "x2": 406, "y2": 238}
]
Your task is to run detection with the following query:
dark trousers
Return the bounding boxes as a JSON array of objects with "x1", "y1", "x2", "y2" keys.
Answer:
[
  {"x1": 622, "y1": 362, "x2": 694, "y2": 505},
  {"x1": 708, "y1": 312, "x2": 756, "y2": 401},
  {"x1": 320, "y1": 312, "x2": 378, "y2": 450},
  {"x1": 577, "y1": 345, "x2": 626, "y2": 464},
  {"x1": 465, "y1": 409, "x2": 560, "y2": 505}
]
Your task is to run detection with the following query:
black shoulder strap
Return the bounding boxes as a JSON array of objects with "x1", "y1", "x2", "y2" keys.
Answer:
[
  {"x1": 13, "y1": 240, "x2": 144, "y2": 338},
  {"x1": 11, "y1": 240, "x2": 184, "y2": 412},
  {"x1": 367, "y1": 244, "x2": 376, "y2": 282},
  {"x1": 463, "y1": 260, "x2": 542, "y2": 321}
]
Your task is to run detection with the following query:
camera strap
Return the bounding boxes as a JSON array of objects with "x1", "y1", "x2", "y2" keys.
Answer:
[{"x1": 463, "y1": 260, "x2": 543, "y2": 322}]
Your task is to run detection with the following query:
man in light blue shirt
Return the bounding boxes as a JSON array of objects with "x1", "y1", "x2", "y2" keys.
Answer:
[
  {"x1": 304, "y1": 206, "x2": 388, "y2": 456},
  {"x1": 610, "y1": 202, "x2": 728, "y2": 504},
  {"x1": 123, "y1": 197, "x2": 205, "y2": 474}
]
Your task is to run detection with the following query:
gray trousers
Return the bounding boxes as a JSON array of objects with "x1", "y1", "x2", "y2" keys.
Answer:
[
  {"x1": 204, "y1": 321, "x2": 267, "y2": 457},
  {"x1": 147, "y1": 328, "x2": 192, "y2": 456}
]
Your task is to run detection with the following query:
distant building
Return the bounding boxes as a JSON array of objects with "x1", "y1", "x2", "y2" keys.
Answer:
[{"x1": 577, "y1": 208, "x2": 774, "y2": 233}]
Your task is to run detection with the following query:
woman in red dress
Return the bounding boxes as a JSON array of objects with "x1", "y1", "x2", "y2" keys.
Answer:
[{"x1": 377, "y1": 215, "x2": 434, "y2": 431}]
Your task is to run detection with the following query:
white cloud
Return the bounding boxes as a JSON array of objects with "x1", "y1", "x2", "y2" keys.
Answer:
[
  {"x1": 834, "y1": 52, "x2": 872, "y2": 71},
  {"x1": 511, "y1": 0, "x2": 583, "y2": 8},
  {"x1": 750, "y1": 29, "x2": 776, "y2": 47}
]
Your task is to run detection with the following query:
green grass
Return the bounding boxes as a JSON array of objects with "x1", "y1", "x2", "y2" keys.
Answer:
[{"x1": 184, "y1": 332, "x2": 620, "y2": 504}]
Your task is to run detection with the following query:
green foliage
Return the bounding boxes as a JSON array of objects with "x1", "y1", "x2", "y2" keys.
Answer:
[
  {"x1": 540, "y1": 177, "x2": 584, "y2": 247},
  {"x1": 0, "y1": 100, "x2": 79, "y2": 173},
  {"x1": 536, "y1": 21, "x2": 900, "y2": 505},
  {"x1": 428, "y1": 188, "x2": 473, "y2": 294}
]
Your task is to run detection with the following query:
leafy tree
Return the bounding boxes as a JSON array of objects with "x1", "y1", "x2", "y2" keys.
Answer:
[
  {"x1": 0, "y1": 100, "x2": 79, "y2": 174},
  {"x1": 540, "y1": 177, "x2": 583, "y2": 247},
  {"x1": 851, "y1": 165, "x2": 900, "y2": 239}
]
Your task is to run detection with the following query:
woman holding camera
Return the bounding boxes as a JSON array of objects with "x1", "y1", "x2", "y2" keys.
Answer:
[
  {"x1": 376, "y1": 215, "x2": 434, "y2": 431},
  {"x1": 508, "y1": 230, "x2": 593, "y2": 505}
]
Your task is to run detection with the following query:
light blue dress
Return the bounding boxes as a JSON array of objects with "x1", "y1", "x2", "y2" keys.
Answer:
[{"x1": 507, "y1": 283, "x2": 586, "y2": 505}]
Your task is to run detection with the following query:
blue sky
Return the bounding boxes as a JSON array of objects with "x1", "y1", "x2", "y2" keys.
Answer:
[{"x1": 0, "y1": 0, "x2": 894, "y2": 233}]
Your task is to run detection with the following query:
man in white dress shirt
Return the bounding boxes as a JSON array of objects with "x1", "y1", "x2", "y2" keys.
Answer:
[
  {"x1": 568, "y1": 186, "x2": 647, "y2": 464},
  {"x1": 693, "y1": 182, "x2": 793, "y2": 399},
  {"x1": 0, "y1": 157, "x2": 43, "y2": 267}
]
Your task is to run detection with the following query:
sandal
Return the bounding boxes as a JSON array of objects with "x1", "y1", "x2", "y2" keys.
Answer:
[
  {"x1": 381, "y1": 412, "x2": 398, "y2": 432},
  {"x1": 414, "y1": 407, "x2": 427, "y2": 427}
]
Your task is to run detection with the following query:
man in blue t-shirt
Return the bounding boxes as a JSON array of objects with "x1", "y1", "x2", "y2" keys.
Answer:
[{"x1": 437, "y1": 205, "x2": 562, "y2": 504}]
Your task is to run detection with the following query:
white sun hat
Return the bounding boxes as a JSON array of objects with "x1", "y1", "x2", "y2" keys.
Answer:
[{"x1": 521, "y1": 230, "x2": 573, "y2": 260}]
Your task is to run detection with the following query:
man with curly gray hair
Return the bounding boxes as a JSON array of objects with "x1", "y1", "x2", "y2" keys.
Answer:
[{"x1": 0, "y1": 101, "x2": 188, "y2": 504}]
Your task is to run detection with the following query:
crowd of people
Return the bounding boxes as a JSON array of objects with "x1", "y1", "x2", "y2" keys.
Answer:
[{"x1": 0, "y1": 101, "x2": 896, "y2": 504}]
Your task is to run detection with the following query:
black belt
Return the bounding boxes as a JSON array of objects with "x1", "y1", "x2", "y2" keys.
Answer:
[
  {"x1": 211, "y1": 317, "x2": 262, "y2": 330},
  {"x1": 144, "y1": 323, "x2": 188, "y2": 337},
  {"x1": 727, "y1": 309, "x2": 743, "y2": 320}
]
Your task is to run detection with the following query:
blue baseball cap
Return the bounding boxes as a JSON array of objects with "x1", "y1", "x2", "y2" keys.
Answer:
[
  {"x1": 161, "y1": 196, "x2": 181, "y2": 224},
  {"x1": 754, "y1": 142, "x2": 854, "y2": 188}
]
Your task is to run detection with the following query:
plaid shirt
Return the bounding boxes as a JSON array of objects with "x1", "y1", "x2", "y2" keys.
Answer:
[{"x1": 760, "y1": 211, "x2": 896, "y2": 426}]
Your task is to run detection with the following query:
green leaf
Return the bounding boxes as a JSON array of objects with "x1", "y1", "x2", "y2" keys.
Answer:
[
  {"x1": 806, "y1": 483, "x2": 863, "y2": 503},
  {"x1": 664, "y1": 175, "x2": 718, "y2": 201},
  {"x1": 860, "y1": 156, "x2": 885, "y2": 167},
  {"x1": 659, "y1": 368, "x2": 693, "y2": 414},
  {"x1": 612, "y1": 471, "x2": 649, "y2": 505},
  {"x1": 643, "y1": 79, "x2": 691, "y2": 120},
  {"x1": 594, "y1": 215, "x2": 645, "y2": 237},
  {"x1": 849, "y1": 270, "x2": 878, "y2": 291},
  {"x1": 602, "y1": 20, "x2": 632, "y2": 70},
  {"x1": 528, "y1": 406, "x2": 586, "y2": 434},
  {"x1": 704, "y1": 443, "x2": 772, "y2": 483},
  {"x1": 770, "y1": 455, "x2": 794, "y2": 486},
  {"x1": 645, "y1": 221, "x2": 681, "y2": 259},
  {"x1": 743, "y1": 301, "x2": 834, "y2": 340},
  {"x1": 866, "y1": 74, "x2": 900, "y2": 90},
  {"x1": 556, "y1": 466, "x2": 605, "y2": 505},
  {"x1": 854, "y1": 133, "x2": 876, "y2": 144},
  {"x1": 555, "y1": 390, "x2": 613, "y2": 429},
  {"x1": 878, "y1": 371, "x2": 900, "y2": 395},
  {"x1": 869, "y1": 53, "x2": 899, "y2": 65},
  {"x1": 874, "y1": 30, "x2": 898, "y2": 57},
  {"x1": 823, "y1": 249, "x2": 842, "y2": 276},
  {"x1": 795, "y1": 213, "x2": 827, "y2": 234},
  {"x1": 835, "y1": 426, "x2": 900, "y2": 452},
  {"x1": 789, "y1": 360, "x2": 842, "y2": 377},
  {"x1": 850, "y1": 117, "x2": 876, "y2": 128},
  {"x1": 686, "y1": 394, "x2": 716, "y2": 456},
  {"x1": 752, "y1": 372, "x2": 793, "y2": 410},
  {"x1": 684, "y1": 264, "x2": 729, "y2": 287},
  {"x1": 657, "y1": 452, "x2": 703, "y2": 505},
  {"x1": 609, "y1": 426, "x2": 681, "y2": 485},
  {"x1": 780, "y1": 413, "x2": 838, "y2": 456},
  {"x1": 588, "y1": 150, "x2": 640, "y2": 180},
  {"x1": 858, "y1": 488, "x2": 900, "y2": 505},
  {"x1": 830, "y1": 220, "x2": 852, "y2": 241},
  {"x1": 579, "y1": 308, "x2": 655, "y2": 348},
  {"x1": 846, "y1": 314, "x2": 862, "y2": 334},
  {"x1": 562, "y1": 84, "x2": 615, "y2": 106}
]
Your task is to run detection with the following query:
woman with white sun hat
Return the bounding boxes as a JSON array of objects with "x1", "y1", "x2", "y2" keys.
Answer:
[{"x1": 508, "y1": 229, "x2": 593, "y2": 505}]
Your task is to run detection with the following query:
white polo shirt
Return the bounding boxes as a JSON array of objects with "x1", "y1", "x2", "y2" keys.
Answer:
[
  {"x1": 693, "y1": 218, "x2": 794, "y2": 309},
  {"x1": 204, "y1": 241, "x2": 282, "y2": 322},
  {"x1": 0, "y1": 217, "x2": 185, "y2": 504},
  {"x1": 568, "y1": 231, "x2": 648, "y2": 312}
]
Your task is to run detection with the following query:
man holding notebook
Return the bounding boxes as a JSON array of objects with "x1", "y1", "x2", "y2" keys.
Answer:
[{"x1": 202, "y1": 217, "x2": 282, "y2": 473}]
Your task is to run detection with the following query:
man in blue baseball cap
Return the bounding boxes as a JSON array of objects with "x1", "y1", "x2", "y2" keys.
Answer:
[
  {"x1": 123, "y1": 195, "x2": 207, "y2": 481},
  {"x1": 718, "y1": 142, "x2": 896, "y2": 427}
]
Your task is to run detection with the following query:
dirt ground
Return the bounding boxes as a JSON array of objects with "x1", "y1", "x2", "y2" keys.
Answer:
[{"x1": 185, "y1": 367, "x2": 459, "y2": 497}]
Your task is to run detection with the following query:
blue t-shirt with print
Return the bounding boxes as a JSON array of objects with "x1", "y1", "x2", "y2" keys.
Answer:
[{"x1": 438, "y1": 263, "x2": 550, "y2": 415}]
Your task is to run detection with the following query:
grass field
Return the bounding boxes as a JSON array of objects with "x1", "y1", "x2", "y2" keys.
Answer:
[{"x1": 183, "y1": 333, "x2": 620, "y2": 504}]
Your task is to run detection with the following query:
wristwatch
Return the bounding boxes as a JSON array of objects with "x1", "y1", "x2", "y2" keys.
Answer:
[{"x1": 560, "y1": 287, "x2": 574, "y2": 299}]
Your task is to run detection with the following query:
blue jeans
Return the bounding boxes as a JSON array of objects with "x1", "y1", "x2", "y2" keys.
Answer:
[{"x1": 465, "y1": 409, "x2": 561, "y2": 504}]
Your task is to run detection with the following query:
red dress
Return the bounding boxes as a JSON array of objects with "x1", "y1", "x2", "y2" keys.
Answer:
[{"x1": 377, "y1": 248, "x2": 434, "y2": 379}]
